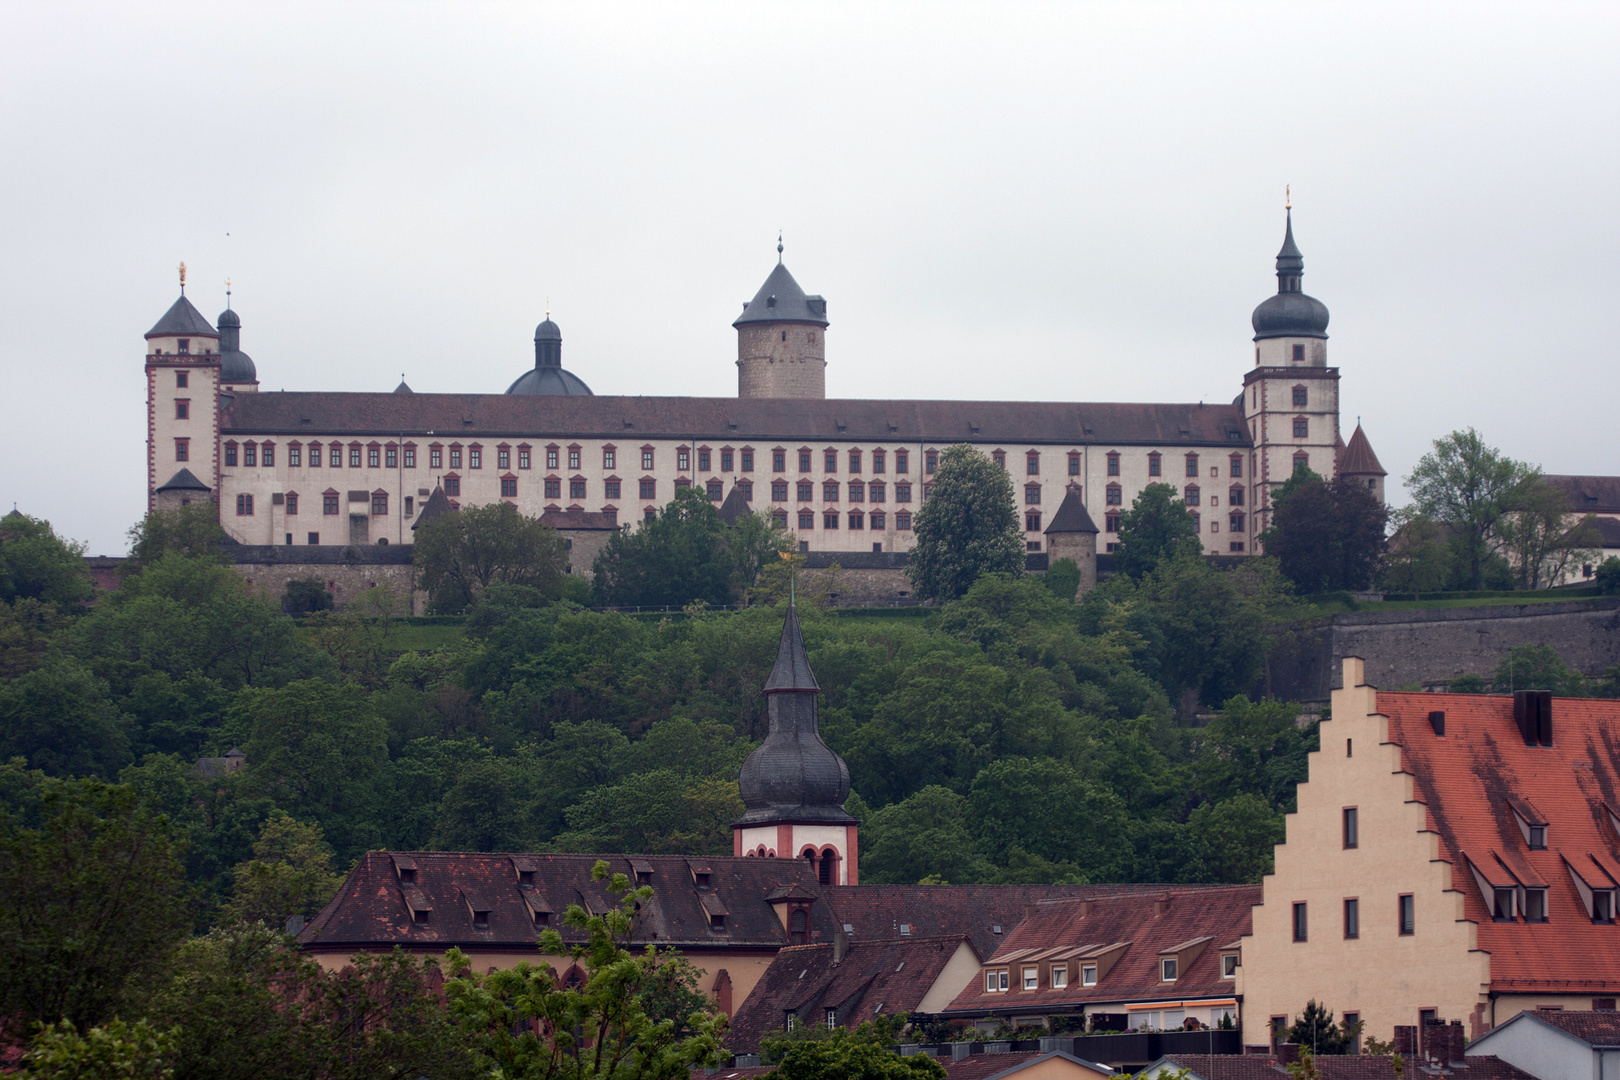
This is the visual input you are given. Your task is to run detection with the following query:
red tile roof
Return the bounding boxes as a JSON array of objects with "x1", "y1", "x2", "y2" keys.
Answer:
[
  {"x1": 727, "y1": 936, "x2": 972, "y2": 1052},
  {"x1": 1156, "y1": 1053, "x2": 1533, "y2": 1079},
  {"x1": 221, "y1": 392, "x2": 1252, "y2": 449},
  {"x1": 1337, "y1": 424, "x2": 1385, "y2": 477},
  {"x1": 1379, "y1": 692, "x2": 1620, "y2": 992},
  {"x1": 944, "y1": 885, "x2": 1260, "y2": 1015},
  {"x1": 1503, "y1": 1007, "x2": 1620, "y2": 1046},
  {"x1": 941, "y1": 1050, "x2": 1112, "y2": 1079},
  {"x1": 299, "y1": 851, "x2": 832, "y2": 953}
]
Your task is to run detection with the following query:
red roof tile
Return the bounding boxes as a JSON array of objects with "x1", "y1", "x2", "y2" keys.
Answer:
[
  {"x1": 944, "y1": 886, "x2": 1260, "y2": 1015},
  {"x1": 1337, "y1": 424, "x2": 1385, "y2": 477},
  {"x1": 1503, "y1": 1007, "x2": 1620, "y2": 1045},
  {"x1": 941, "y1": 1050, "x2": 1111, "y2": 1079},
  {"x1": 1379, "y1": 692, "x2": 1620, "y2": 992},
  {"x1": 1157, "y1": 1054, "x2": 1533, "y2": 1079}
]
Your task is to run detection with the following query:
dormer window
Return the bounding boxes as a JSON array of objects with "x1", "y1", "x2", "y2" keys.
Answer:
[
  {"x1": 1493, "y1": 888, "x2": 1516, "y2": 922},
  {"x1": 1596, "y1": 891, "x2": 1615, "y2": 925},
  {"x1": 413, "y1": 908, "x2": 429, "y2": 925},
  {"x1": 1160, "y1": 958, "x2": 1178, "y2": 982},
  {"x1": 1221, "y1": 954, "x2": 1238, "y2": 979},
  {"x1": 1525, "y1": 889, "x2": 1548, "y2": 922},
  {"x1": 1081, "y1": 964, "x2": 1098, "y2": 986},
  {"x1": 1529, "y1": 826, "x2": 1546, "y2": 850},
  {"x1": 1051, "y1": 965, "x2": 1068, "y2": 988},
  {"x1": 710, "y1": 913, "x2": 726, "y2": 929}
]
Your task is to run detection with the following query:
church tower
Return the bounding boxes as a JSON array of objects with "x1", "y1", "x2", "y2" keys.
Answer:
[
  {"x1": 145, "y1": 265, "x2": 222, "y2": 514},
  {"x1": 1243, "y1": 202, "x2": 1341, "y2": 537},
  {"x1": 734, "y1": 600, "x2": 858, "y2": 884},
  {"x1": 734, "y1": 243, "x2": 828, "y2": 399}
]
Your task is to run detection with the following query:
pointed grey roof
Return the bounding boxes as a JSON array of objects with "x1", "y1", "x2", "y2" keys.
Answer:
[
  {"x1": 733, "y1": 263, "x2": 828, "y2": 328},
  {"x1": 411, "y1": 485, "x2": 455, "y2": 530},
  {"x1": 1044, "y1": 487, "x2": 1099, "y2": 534},
  {"x1": 1276, "y1": 208, "x2": 1303, "y2": 267},
  {"x1": 146, "y1": 294, "x2": 220, "y2": 339},
  {"x1": 394, "y1": 379, "x2": 414, "y2": 394},
  {"x1": 716, "y1": 483, "x2": 751, "y2": 526},
  {"x1": 155, "y1": 467, "x2": 211, "y2": 493},
  {"x1": 762, "y1": 600, "x2": 820, "y2": 693}
]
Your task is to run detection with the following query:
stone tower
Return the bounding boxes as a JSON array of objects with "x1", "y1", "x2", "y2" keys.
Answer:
[
  {"x1": 734, "y1": 600, "x2": 858, "y2": 884},
  {"x1": 145, "y1": 273, "x2": 222, "y2": 514},
  {"x1": 1243, "y1": 206, "x2": 1341, "y2": 538},
  {"x1": 734, "y1": 253, "x2": 828, "y2": 399}
]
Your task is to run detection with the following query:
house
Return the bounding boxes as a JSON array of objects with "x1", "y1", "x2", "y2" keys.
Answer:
[
  {"x1": 1465, "y1": 1009, "x2": 1620, "y2": 1080},
  {"x1": 726, "y1": 933, "x2": 980, "y2": 1052},
  {"x1": 939, "y1": 1050, "x2": 1115, "y2": 1080},
  {"x1": 1240, "y1": 657, "x2": 1620, "y2": 1046},
  {"x1": 1140, "y1": 1052, "x2": 1534, "y2": 1078}
]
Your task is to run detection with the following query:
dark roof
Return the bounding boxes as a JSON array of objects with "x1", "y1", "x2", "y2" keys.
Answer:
[
  {"x1": 733, "y1": 262, "x2": 828, "y2": 328},
  {"x1": 535, "y1": 318, "x2": 561, "y2": 341},
  {"x1": 299, "y1": 851, "x2": 834, "y2": 952},
  {"x1": 727, "y1": 936, "x2": 971, "y2": 1052},
  {"x1": 1591, "y1": 516, "x2": 1620, "y2": 548},
  {"x1": 155, "y1": 467, "x2": 211, "y2": 493},
  {"x1": 412, "y1": 486, "x2": 455, "y2": 530},
  {"x1": 1544, "y1": 475, "x2": 1620, "y2": 515},
  {"x1": 1045, "y1": 487, "x2": 1099, "y2": 534},
  {"x1": 943, "y1": 1051, "x2": 1114, "y2": 1080},
  {"x1": 761, "y1": 601, "x2": 819, "y2": 693},
  {"x1": 216, "y1": 307, "x2": 256, "y2": 382},
  {"x1": 717, "y1": 484, "x2": 752, "y2": 526},
  {"x1": 221, "y1": 392, "x2": 1252, "y2": 449},
  {"x1": 1337, "y1": 425, "x2": 1386, "y2": 477},
  {"x1": 1155, "y1": 1054, "x2": 1534, "y2": 1079},
  {"x1": 226, "y1": 544, "x2": 413, "y2": 566},
  {"x1": 146, "y1": 294, "x2": 220, "y2": 339},
  {"x1": 1502, "y1": 1008, "x2": 1620, "y2": 1047},
  {"x1": 819, "y1": 884, "x2": 1172, "y2": 963},
  {"x1": 505, "y1": 366, "x2": 594, "y2": 396},
  {"x1": 1251, "y1": 210, "x2": 1329, "y2": 341},
  {"x1": 945, "y1": 885, "x2": 1261, "y2": 1014},
  {"x1": 394, "y1": 379, "x2": 414, "y2": 394},
  {"x1": 540, "y1": 509, "x2": 620, "y2": 531}
]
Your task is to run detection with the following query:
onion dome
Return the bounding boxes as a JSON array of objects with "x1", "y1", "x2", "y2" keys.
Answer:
[
  {"x1": 216, "y1": 307, "x2": 258, "y2": 384},
  {"x1": 506, "y1": 315, "x2": 593, "y2": 395},
  {"x1": 1251, "y1": 209, "x2": 1330, "y2": 341},
  {"x1": 733, "y1": 262, "x2": 828, "y2": 328},
  {"x1": 736, "y1": 601, "x2": 855, "y2": 826}
]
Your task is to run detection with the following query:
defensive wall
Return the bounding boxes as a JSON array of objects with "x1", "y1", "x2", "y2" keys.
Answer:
[{"x1": 1269, "y1": 596, "x2": 1620, "y2": 704}]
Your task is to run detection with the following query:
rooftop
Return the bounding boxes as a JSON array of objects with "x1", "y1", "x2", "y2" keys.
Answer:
[{"x1": 1153, "y1": 1053, "x2": 1532, "y2": 1079}]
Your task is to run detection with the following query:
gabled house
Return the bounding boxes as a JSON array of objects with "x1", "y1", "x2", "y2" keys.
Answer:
[{"x1": 1466, "y1": 1009, "x2": 1620, "y2": 1080}]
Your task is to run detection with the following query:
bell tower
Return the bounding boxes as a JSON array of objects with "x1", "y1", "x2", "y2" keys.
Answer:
[
  {"x1": 734, "y1": 600, "x2": 858, "y2": 884},
  {"x1": 734, "y1": 240, "x2": 828, "y2": 399},
  {"x1": 145, "y1": 263, "x2": 222, "y2": 514}
]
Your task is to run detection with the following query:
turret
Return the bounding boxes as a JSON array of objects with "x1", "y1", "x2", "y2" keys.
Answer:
[
  {"x1": 144, "y1": 264, "x2": 221, "y2": 515},
  {"x1": 734, "y1": 600, "x2": 858, "y2": 884},
  {"x1": 734, "y1": 240, "x2": 828, "y2": 399}
]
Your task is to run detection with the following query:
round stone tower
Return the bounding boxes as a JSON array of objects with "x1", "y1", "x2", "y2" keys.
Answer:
[{"x1": 734, "y1": 251, "x2": 828, "y2": 399}]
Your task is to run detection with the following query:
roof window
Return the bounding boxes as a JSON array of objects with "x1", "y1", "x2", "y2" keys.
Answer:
[
  {"x1": 899, "y1": 923, "x2": 911, "y2": 936},
  {"x1": 392, "y1": 855, "x2": 418, "y2": 883}
]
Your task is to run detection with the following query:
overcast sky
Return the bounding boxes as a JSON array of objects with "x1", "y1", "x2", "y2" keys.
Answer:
[{"x1": 2, "y1": 2, "x2": 1615, "y2": 554}]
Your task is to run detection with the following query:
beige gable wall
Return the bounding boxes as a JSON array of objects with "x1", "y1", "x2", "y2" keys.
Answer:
[
  {"x1": 917, "y1": 940, "x2": 985, "y2": 1014},
  {"x1": 1239, "y1": 657, "x2": 1491, "y2": 1044}
]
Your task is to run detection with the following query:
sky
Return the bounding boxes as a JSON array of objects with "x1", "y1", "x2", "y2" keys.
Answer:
[{"x1": 1, "y1": 2, "x2": 1616, "y2": 555}]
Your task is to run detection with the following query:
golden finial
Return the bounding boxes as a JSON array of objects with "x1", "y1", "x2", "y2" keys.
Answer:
[
  {"x1": 225, "y1": 277, "x2": 232, "y2": 310},
  {"x1": 1285, "y1": 185, "x2": 1291, "y2": 211},
  {"x1": 546, "y1": 297, "x2": 550, "y2": 320},
  {"x1": 178, "y1": 261, "x2": 187, "y2": 293}
]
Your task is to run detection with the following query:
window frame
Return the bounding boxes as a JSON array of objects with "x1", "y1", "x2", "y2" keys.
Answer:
[
  {"x1": 1344, "y1": 898, "x2": 1360, "y2": 939},
  {"x1": 1160, "y1": 958, "x2": 1178, "y2": 982},
  {"x1": 1343, "y1": 807, "x2": 1358, "y2": 849},
  {"x1": 1293, "y1": 902, "x2": 1308, "y2": 942},
  {"x1": 1399, "y1": 894, "x2": 1415, "y2": 935},
  {"x1": 1080, "y1": 964, "x2": 1097, "y2": 987}
]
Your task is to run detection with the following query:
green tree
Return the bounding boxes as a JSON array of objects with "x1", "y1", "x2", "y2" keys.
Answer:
[
  {"x1": 1043, "y1": 558, "x2": 1081, "y2": 601},
  {"x1": 906, "y1": 445, "x2": 1024, "y2": 603},
  {"x1": 0, "y1": 598, "x2": 71, "y2": 679},
  {"x1": 763, "y1": 1023, "x2": 946, "y2": 1079},
  {"x1": 1260, "y1": 470, "x2": 1387, "y2": 593},
  {"x1": 1193, "y1": 696, "x2": 1314, "y2": 811},
  {"x1": 592, "y1": 486, "x2": 779, "y2": 608},
  {"x1": 413, "y1": 501, "x2": 568, "y2": 613},
  {"x1": 1146, "y1": 553, "x2": 1271, "y2": 707},
  {"x1": 850, "y1": 786, "x2": 990, "y2": 885},
  {"x1": 1188, "y1": 793, "x2": 1284, "y2": 883},
  {"x1": 0, "y1": 658, "x2": 131, "y2": 778},
  {"x1": 1496, "y1": 481, "x2": 1602, "y2": 590},
  {"x1": 430, "y1": 755, "x2": 542, "y2": 852},
  {"x1": 0, "y1": 780, "x2": 191, "y2": 1039},
  {"x1": 1405, "y1": 428, "x2": 1536, "y2": 590},
  {"x1": 966, "y1": 758, "x2": 1132, "y2": 882},
  {"x1": 1382, "y1": 509, "x2": 1450, "y2": 598},
  {"x1": 0, "y1": 512, "x2": 93, "y2": 607},
  {"x1": 555, "y1": 772, "x2": 744, "y2": 856},
  {"x1": 1113, "y1": 484, "x2": 1202, "y2": 580},
  {"x1": 1598, "y1": 557, "x2": 1620, "y2": 596},
  {"x1": 126, "y1": 504, "x2": 229, "y2": 568},
  {"x1": 19, "y1": 1018, "x2": 179, "y2": 1080},
  {"x1": 1493, "y1": 644, "x2": 1586, "y2": 697},
  {"x1": 443, "y1": 861, "x2": 725, "y2": 1079},
  {"x1": 281, "y1": 578, "x2": 333, "y2": 614},
  {"x1": 220, "y1": 814, "x2": 346, "y2": 929},
  {"x1": 1286, "y1": 999, "x2": 1358, "y2": 1054}
]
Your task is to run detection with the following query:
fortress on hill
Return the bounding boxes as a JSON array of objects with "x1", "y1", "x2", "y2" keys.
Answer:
[{"x1": 141, "y1": 208, "x2": 1388, "y2": 598}]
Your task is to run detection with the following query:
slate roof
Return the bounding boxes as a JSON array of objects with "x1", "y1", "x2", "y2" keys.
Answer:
[
  {"x1": 944, "y1": 885, "x2": 1261, "y2": 1015},
  {"x1": 1337, "y1": 425, "x2": 1385, "y2": 477},
  {"x1": 146, "y1": 294, "x2": 220, "y2": 339},
  {"x1": 411, "y1": 486, "x2": 455, "y2": 530},
  {"x1": 155, "y1": 467, "x2": 211, "y2": 493},
  {"x1": 1153, "y1": 1053, "x2": 1533, "y2": 1079},
  {"x1": 1378, "y1": 691, "x2": 1620, "y2": 992},
  {"x1": 1046, "y1": 486, "x2": 1100, "y2": 534},
  {"x1": 1502, "y1": 1007, "x2": 1620, "y2": 1046},
  {"x1": 716, "y1": 484, "x2": 752, "y2": 526},
  {"x1": 727, "y1": 935, "x2": 971, "y2": 1052},
  {"x1": 540, "y1": 509, "x2": 620, "y2": 531},
  {"x1": 506, "y1": 366, "x2": 594, "y2": 396},
  {"x1": 1544, "y1": 475, "x2": 1620, "y2": 515},
  {"x1": 733, "y1": 262, "x2": 828, "y2": 328},
  {"x1": 761, "y1": 601, "x2": 819, "y2": 693},
  {"x1": 818, "y1": 884, "x2": 1173, "y2": 963},
  {"x1": 1590, "y1": 516, "x2": 1620, "y2": 548},
  {"x1": 298, "y1": 851, "x2": 834, "y2": 953},
  {"x1": 219, "y1": 392, "x2": 1252, "y2": 449}
]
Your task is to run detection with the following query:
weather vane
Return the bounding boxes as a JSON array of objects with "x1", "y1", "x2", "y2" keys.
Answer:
[
  {"x1": 225, "y1": 277, "x2": 232, "y2": 309},
  {"x1": 777, "y1": 231, "x2": 783, "y2": 263},
  {"x1": 178, "y1": 261, "x2": 187, "y2": 293},
  {"x1": 1285, "y1": 185, "x2": 1291, "y2": 211}
]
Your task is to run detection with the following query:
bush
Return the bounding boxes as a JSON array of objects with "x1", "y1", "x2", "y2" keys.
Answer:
[
  {"x1": 1597, "y1": 557, "x2": 1620, "y2": 596},
  {"x1": 281, "y1": 579, "x2": 333, "y2": 615}
]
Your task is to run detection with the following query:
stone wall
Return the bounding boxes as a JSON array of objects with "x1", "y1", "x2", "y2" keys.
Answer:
[
  {"x1": 1269, "y1": 597, "x2": 1620, "y2": 703},
  {"x1": 227, "y1": 545, "x2": 424, "y2": 613}
]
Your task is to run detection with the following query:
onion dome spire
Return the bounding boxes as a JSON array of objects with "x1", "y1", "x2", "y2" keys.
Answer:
[{"x1": 1251, "y1": 192, "x2": 1330, "y2": 341}]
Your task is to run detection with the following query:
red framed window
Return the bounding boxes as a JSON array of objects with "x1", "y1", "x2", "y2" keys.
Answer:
[
  {"x1": 367, "y1": 447, "x2": 380, "y2": 468},
  {"x1": 1105, "y1": 484, "x2": 1122, "y2": 506},
  {"x1": 349, "y1": 446, "x2": 362, "y2": 468},
  {"x1": 1293, "y1": 417, "x2": 1309, "y2": 438},
  {"x1": 1026, "y1": 452, "x2": 1040, "y2": 475},
  {"x1": 175, "y1": 438, "x2": 189, "y2": 461},
  {"x1": 871, "y1": 510, "x2": 886, "y2": 529},
  {"x1": 175, "y1": 399, "x2": 189, "y2": 419},
  {"x1": 772, "y1": 480, "x2": 789, "y2": 501},
  {"x1": 644, "y1": 506, "x2": 656, "y2": 523},
  {"x1": 720, "y1": 449, "x2": 734, "y2": 471},
  {"x1": 1293, "y1": 452, "x2": 1310, "y2": 472},
  {"x1": 261, "y1": 444, "x2": 274, "y2": 467},
  {"x1": 602, "y1": 447, "x2": 616, "y2": 470},
  {"x1": 772, "y1": 509, "x2": 788, "y2": 528},
  {"x1": 1185, "y1": 486, "x2": 1200, "y2": 506},
  {"x1": 429, "y1": 446, "x2": 442, "y2": 469},
  {"x1": 797, "y1": 480, "x2": 814, "y2": 501},
  {"x1": 1025, "y1": 511, "x2": 1041, "y2": 531},
  {"x1": 323, "y1": 492, "x2": 339, "y2": 515},
  {"x1": 570, "y1": 479, "x2": 586, "y2": 499},
  {"x1": 1025, "y1": 483, "x2": 1040, "y2": 504},
  {"x1": 698, "y1": 448, "x2": 712, "y2": 471},
  {"x1": 924, "y1": 451, "x2": 937, "y2": 474},
  {"x1": 706, "y1": 479, "x2": 723, "y2": 500},
  {"x1": 638, "y1": 479, "x2": 655, "y2": 499},
  {"x1": 870, "y1": 481, "x2": 886, "y2": 502},
  {"x1": 677, "y1": 448, "x2": 690, "y2": 471},
  {"x1": 1107, "y1": 452, "x2": 1120, "y2": 477},
  {"x1": 289, "y1": 445, "x2": 302, "y2": 467},
  {"x1": 372, "y1": 493, "x2": 388, "y2": 516},
  {"x1": 545, "y1": 478, "x2": 562, "y2": 499},
  {"x1": 1105, "y1": 513, "x2": 1121, "y2": 533},
  {"x1": 445, "y1": 477, "x2": 460, "y2": 496},
  {"x1": 449, "y1": 447, "x2": 462, "y2": 469},
  {"x1": 1069, "y1": 453, "x2": 1081, "y2": 476},
  {"x1": 849, "y1": 449, "x2": 862, "y2": 473},
  {"x1": 175, "y1": 371, "x2": 188, "y2": 387},
  {"x1": 1148, "y1": 453, "x2": 1162, "y2": 477},
  {"x1": 501, "y1": 476, "x2": 518, "y2": 497},
  {"x1": 895, "y1": 450, "x2": 909, "y2": 474},
  {"x1": 235, "y1": 493, "x2": 254, "y2": 516},
  {"x1": 895, "y1": 482, "x2": 912, "y2": 503},
  {"x1": 798, "y1": 449, "x2": 812, "y2": 471},
  {"x1": 1292, "y1": 385, "x2": 1308, "y2": 407},
  {"x1": 798, "y1": 509, "x2": 815, "y2": 530},
  {"x1": 518, "y1": 448, "x2": 530, "y2": 469},
  {"x1": 873, "y1": 449, "x2": 886, "y2": 473},
  {"x1": 309, "y1": 445, "x2": 322, "y2": 467},
  {"x1": 823, "y1": 481, "x2": 839, "y2": 502},
  {"x1": 739, "y1": 480, "x2": 753, "y2": 501},
  {"x1": 1230, "y1": 487, "x2": 1245, "y2": 506},
  {"x1": 848, "y1": 510, "x2": 865, "y2": 529},
  {"x1": 823, "y1": 510, "x2": 839, "y2": 529},
  {"x1": 1230, "y1": 454, "x2": 1243, "y2": 478},
  {"x1": 641, "y1": 447, "x2": 654, "y2": 469},
  {"x1": 604, "y1": 479, "x2": 620, "y2": 500},
  {"x1": 773, "y1": 450, "x2": 786, "y2": 472},
  {"x1": 567, "y1": 447, "x2": 580, "y2": 470},
  {"x1": 824, "y1": 450, "x2": 838, "y2": 473},
  {"x1": 242, "y1": 444, "x2": 257, "y2": 467},
  {"x1": 992, "y1": 450, "x2": 1006, "y2": 469},
  {"x1": 285, "y1": 493, "x2": 298, "y2": 515},
  {"x1": 1186, "y1": 454, "x2": 1199, "y2": 478},
  {"x1": 849, "y1": 480, "x2": 865, "y2": 502},
  {"x1": 896, "y1": 511, "x2": 912, "y2": 530},
  {"x1": 1230, "y1": 512, "x2": 1246, "y2": 532}
]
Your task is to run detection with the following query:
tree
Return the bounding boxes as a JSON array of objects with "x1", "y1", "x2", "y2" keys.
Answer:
[
  {"x1": 1494, "y1": 644, "x2": 1586, "y2": 697},
  {"x1": 19, "y1": 1018, "x2": 179, "y2": 1080},
  {"x1": 281, "y1": 578, "x2": 333, "y2": 614},
  {"x1": 1146, "y1": 553, "x2": 1277, "y2": 707},
  {"x1": 1599, "y1": 557, "x2": 1620, "y2": 596},
  {"x1": 763, "y1": 1023, "x2": 946, "y2": 1080},
  {"x1": 1043, "y1": 558, "x2": 1081, "y2": 601},
  {"x1": 966, "y1": 758, "x2": 1132, "y2": 882},
  {"x1": 1113, "y1": 484, "x2": 1201, "y2": 580},
  {"x1": 1496, "y1": 481, "x2": 1601, "y2": 590},
  {"x1": 592, "y1": 487, "x2": 737, "y2": 608},
  {"x1": 849, "y1": 786, "x2": 990, "y2": 884},
  {"x1": 443, "y1": 861, "x2": 725, "y2": 1079},
  {"x1": 220, "y1": 814, "x2": 346, "y2": 929},
  {"x1": 906, "y1": 445, "x2": 1025, "y2": 603},
  {"x1": 1260, "y1": 470, "x2": 1387, "y2": 593},
  {"x1": 1382, "y1": 509, "x2": 1450, "y2": 598},
  {"x1": 125, "y1": 504, "x2": 229, "y2": 568},
  {"x1": 1193, "y1": 696, "x2": 1314, "y2": 812},
  {"x1": 1187, "y1": 794, "x2": 1284, "y2": 883},
  {"x1": 555, "y1": 772, "x2": 744, "y2": 856},
  {"x1": 0, "y1": 780, "x2": 191, "y2": 1040},
  {"x1": 413, "y1": 501, "x2": 568, "y2": 613},
  {"x1": 1405, "y1": 429, "x2": 1536, "y2": 590},
  {"x1": 0, "y1": 512, "x2": 92, "y2": 607},
  {"x1": 1286, "y1": 999, "x2": 1359, "y2": 1055},
  {"x1": 0, "y1": 657, "x2": 131, "y2": 778}
]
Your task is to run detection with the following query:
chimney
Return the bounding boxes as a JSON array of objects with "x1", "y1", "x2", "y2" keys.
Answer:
[
  {"x1": 833, "y1": 929, "x2": 849, "y2": 964},
  {"x1": 1276, "y1": 1044, "x2": 1299, "y2": 1066},
  {"x1": 1429, "y1": 710, "x2": 1446, "y2": 736},
  {"x1": 1392, "y1": 1026, "x2": 1417, "y2": 1057},
  {"x1": 1537, "y1": 690, "x2": 1553, "y2": 746},
  {"x1": 1154, "y1": 894, "x2": 1171, "y2": 916}
]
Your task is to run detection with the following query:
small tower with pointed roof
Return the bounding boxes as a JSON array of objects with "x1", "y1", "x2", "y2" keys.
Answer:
[
  {"x1": 1338, "y1": 423, "x2": 1388, "y2": 505},
  {"x1": 734, "y1": 600, "x2": 858, "y2": 884},
  {"x1": 1044, "y1": 485, "x2": 1100, "y2": 595},
  {"x1": 734, "y1": 242, "x2": 828, "y2": 399},
  {"x1": 145, "y1": 265, "x2": 223, "y2": 515},
  {"x1": 1243, "y1": 199, "x2": 1342, "y2": 541}
]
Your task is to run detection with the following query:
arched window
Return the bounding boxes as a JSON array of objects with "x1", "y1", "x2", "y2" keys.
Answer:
[{"x1": 819, "y1": 850, "x2": 837, "y2": 886}]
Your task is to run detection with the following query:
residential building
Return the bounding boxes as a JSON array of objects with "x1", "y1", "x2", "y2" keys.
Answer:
[{"x1": 1467, "y1": 1009, "x2": 1620, "y2": 1080}]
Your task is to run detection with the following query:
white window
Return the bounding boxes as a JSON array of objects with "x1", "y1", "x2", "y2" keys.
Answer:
[
  {"x1": 1051, "y1": 966, "x2": 1067, "y2": 989},
  {"x1": 825, "y1": 1008, "x2": 837, "y2": 1030},
  {"x1": 985, "y1": 971, "x2": 997, "y2": 993},
  {"x1": 1161, "y1": 958, "x2": 1178, "y2": 982},
  {"x1": 1081, "y1": 964, "x2": 1097, "y2": 986},
  {"x1": 1023, "y1": 967, "x2": 1038, "y2": 990},
  {"x1": 1221, "y1": 954, "x2": 1238, "y2": 979},
  {"x1": 998, "y1": 970, "x2": 1009, "y2": 991}
]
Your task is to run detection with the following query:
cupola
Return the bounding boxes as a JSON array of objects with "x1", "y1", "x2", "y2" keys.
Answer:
[
  {"x1": 1251, "y1": 207, "x2": 1330, "y2": 342},
  {"x1": 506, "y1": 314, "x2": 593, "y2": 396}
]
